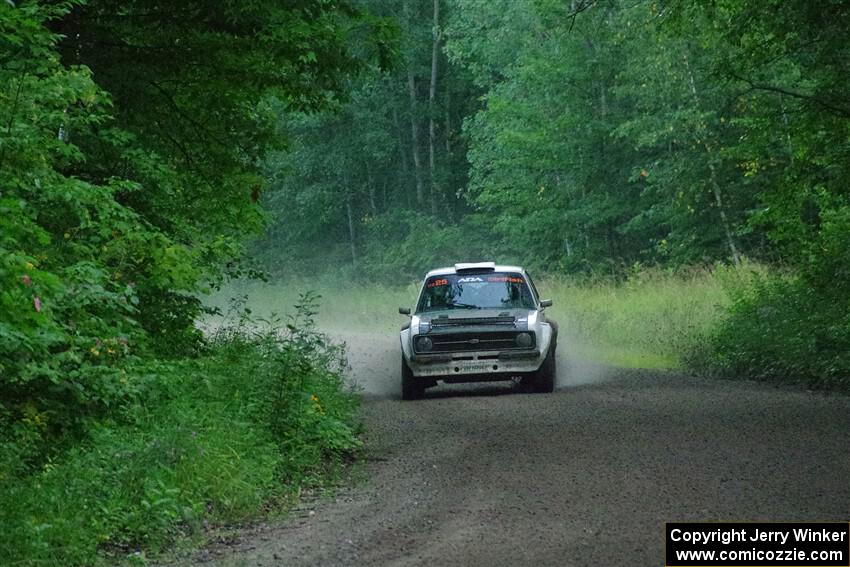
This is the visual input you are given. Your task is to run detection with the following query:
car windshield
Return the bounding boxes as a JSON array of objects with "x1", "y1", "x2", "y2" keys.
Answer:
[{"x1": 416, "y1": 272, "x2": 535, "y2": 312}]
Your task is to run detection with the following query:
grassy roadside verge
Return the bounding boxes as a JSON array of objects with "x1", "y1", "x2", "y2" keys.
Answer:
[
  {"x1": 0, "y1": 295, "x2": 361, "y2": 566},
  {"x1": 545, "y1": 267, "x2": 735, "y2": 369}
]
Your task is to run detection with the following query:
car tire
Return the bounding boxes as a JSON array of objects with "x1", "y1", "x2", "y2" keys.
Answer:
[
  {"x1": 531, "y1": 345, "x2": 556, "y2": 393},
  {"x1": 401, "y1": 357, "x2": 425, "y2": 400}
]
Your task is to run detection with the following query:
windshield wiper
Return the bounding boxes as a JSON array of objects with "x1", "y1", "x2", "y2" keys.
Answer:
[{"x1": 448, "y1": 303, "x2": 480, "y2": 309}]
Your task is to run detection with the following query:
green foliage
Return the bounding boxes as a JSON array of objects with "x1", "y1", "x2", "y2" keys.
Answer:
[
  {"x1": 0, "y1": 0, "x2": 375, "y2": 469},
  {"x1": 3, "y1": 0, "x2": 850, "y2": 562},
  {"x1": 359, "y1": 211, "x2": 497, "y2": 279},
  {"x1": 702, "y1": 208, "x2": 850, "y2": 387},
  {"x1": 1, "y1": 1, "x2": 148, "y2": 462},
  {"x1": 446, "y1": 1, "x2": 761, "y2": 269},
  {"x1": 0, "y1": 297, "x2": 361, "y2": 566},
  {"x1": 0, "y1": 3, "x2": 376, "y2": 564},
  {"x1": 673, "y1": 0, "x2": 850, "y2": 386},
  {"x1": 260, "y1": 0, "x2": 763, "y2": 278}
]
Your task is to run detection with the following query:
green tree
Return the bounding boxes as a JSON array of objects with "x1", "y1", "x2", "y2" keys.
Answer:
[
  {"x1": 257, "y1": 0, "x2": 481, "y2": 279},
  {"x1": 0, "y1": 0, "x2": 378, "y2": 462}
]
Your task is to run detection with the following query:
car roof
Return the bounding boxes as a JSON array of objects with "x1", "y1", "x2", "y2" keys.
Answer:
[{"x1": 424, "y1": 263, "x2": 526, "y2": 278}]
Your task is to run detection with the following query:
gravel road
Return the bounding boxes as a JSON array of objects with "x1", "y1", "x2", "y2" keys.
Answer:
[{"x1": 174, "y1": 332, "x2": 850, "y2": 567}]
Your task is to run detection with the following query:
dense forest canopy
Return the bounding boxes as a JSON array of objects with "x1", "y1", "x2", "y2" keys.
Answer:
[{"x1": 257, "y1": 0, "x2": 849, "y2": 280}]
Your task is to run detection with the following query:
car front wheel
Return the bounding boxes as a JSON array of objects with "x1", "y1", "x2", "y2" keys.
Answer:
[
  {"x1": 401, "y1": 357, "x2": 425, "y2": 400},
  {"x1": 523, "y1": 345, "x2": 555, "y2": 394}
]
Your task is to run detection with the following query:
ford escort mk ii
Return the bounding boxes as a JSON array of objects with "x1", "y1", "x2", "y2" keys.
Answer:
[{"x1": 398, "y1": 262, "x2": 558, "y2": 400}]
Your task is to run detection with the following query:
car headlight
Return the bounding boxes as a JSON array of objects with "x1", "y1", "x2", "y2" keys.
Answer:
[
  {"x1": 416, "y1": 336, "x2": 434, "y2": 352},
  {"x1": 515, "y1": 332, "x2": 533, "y2": 348}
]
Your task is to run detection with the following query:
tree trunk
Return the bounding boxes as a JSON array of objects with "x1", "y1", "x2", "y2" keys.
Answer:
[
  {"x1": 684, "y1": 51, "x2": 741, "y2": 265},
  {"x1": 381, "y1": 179, "x2": 388, "y2": 211},
  {"x1": 428, "y1": 0, "x2": 440, "y2": 215},
  {"x1": 407, "y1": 70, "x2": 425, "y2": 206},
  {"x1": 707, "y1": 167, "x2": 740, "y2": 261},
  {"x1": 366, "y1": 163, "x2": 377, "y2": 215},
  {"x1": 346, "y1": 194, "x2": 357, "y2": 265},
  {"x1": 780, "y1": 92, "x2": 794, "y2": 163},
  {"x1": 392, "y1": 106, "x2": 412, "y2": 208},
  {"x1": 445, "y1": 88, "x2": 451, "y2": 156}
]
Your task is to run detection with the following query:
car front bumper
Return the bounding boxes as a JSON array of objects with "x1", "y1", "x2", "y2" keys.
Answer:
[
  {"x1": 407, "y1": 348, "x2": 545, "y2": 379},
  {"x1": 400, "y1": 318, "x2": 554, "y2": 382}
]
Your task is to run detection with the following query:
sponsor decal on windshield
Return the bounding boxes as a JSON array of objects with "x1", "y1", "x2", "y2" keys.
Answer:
[{"x1": 427, "y1": 274, "x2": 524, "y2": 286}]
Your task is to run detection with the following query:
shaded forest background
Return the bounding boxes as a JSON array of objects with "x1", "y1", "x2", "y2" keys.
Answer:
[{"x1": 259, "y1": 0, "x2": 850, "y2": 281}]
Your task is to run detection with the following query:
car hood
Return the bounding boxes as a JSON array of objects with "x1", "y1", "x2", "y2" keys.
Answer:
[{"x1": 419, "y1": 307, "x2": 532, "y2": 320}]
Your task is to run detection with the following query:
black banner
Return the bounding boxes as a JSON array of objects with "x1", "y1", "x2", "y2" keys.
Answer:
[{"x1": 666, "y1": 523, "x2": 850, "y2": 566}]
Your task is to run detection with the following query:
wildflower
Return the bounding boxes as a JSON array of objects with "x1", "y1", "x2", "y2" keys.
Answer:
[
  {"x1": 33, "y1": 296, "x2": 42, "y2": 312},
  {"x1": 21, "y1": 275, "x2": 32, "y2": 287},
  {"x1": 90, "y1": 347, "x2": 100, "y2": 357},
  {"x1": 25, "y1": 262, "x2": 34, "y2": 270},
  {"x1": 310, "y1": 394, "x2": 319, "y2": 402}
]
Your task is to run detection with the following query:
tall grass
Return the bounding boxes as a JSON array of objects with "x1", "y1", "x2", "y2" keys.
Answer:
[{"x1": 545, "y1": 266, "x2": 736, "y2": 368}]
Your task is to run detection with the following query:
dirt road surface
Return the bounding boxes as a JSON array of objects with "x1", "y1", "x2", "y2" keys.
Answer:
[{"x1": 173, "y1": 332, "x2": 850, "y2": 566}]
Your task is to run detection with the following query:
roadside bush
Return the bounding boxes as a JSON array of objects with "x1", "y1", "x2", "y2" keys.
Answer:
[
  {"x1": 700, "y1": 207, "x2": 850, "y2": 387},
  {"x1": 0, "y1": 294, "x2": 361, "y2": 566}
]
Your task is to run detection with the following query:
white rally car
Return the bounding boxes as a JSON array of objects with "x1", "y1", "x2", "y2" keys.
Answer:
[{"x1": 398, "y1": 262, "x2": 558, "y2": 400}]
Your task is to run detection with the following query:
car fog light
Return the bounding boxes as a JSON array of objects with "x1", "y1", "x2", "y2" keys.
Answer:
[
  {"x1": 515, "y1": 332, "x2": 533, "y2": 348},
  {"x1": 416, "y1": 336, "x2": 434, "y2": 352}
]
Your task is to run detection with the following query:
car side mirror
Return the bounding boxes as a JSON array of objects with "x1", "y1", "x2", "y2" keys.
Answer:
[
  {"x1": 540, "y1": 299, "x2": 553, "y2": 308},
  {"x1": 399, "y1": 307, "x2": 411, "y2": 315}
]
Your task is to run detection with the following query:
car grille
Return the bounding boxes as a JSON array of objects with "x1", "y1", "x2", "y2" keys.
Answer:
[
  {"x1": 415, "y1": 331, "x2": 535, "y2": 354},
  {"x1": 430, "y1": 316, "x2": 516, "y2": 328}
]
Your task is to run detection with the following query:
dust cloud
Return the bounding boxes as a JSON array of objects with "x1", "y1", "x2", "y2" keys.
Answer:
[
  {"x1": 331, "y1": 327, "x2": 615, "y2": 399},
  {"x1": 331, "y1": 331, "x2": 401, "y2": 399},
  {"x1": 203, "y1": 282, "x2": 616, "y2": 398},
  {"x1": 556, "y1": 330, "x2": 616, "y2": 389}
]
